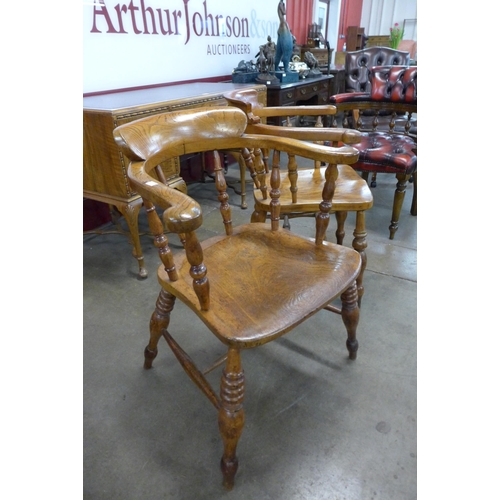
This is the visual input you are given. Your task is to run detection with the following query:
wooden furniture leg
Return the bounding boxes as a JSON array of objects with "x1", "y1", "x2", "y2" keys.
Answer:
[
  {"x1": 218, "y1": 347, "x2": 245, "y2": 490},
  {"x1": 340, "y1": 283, "x2": 360, "y2": 360},
  {"x1": 144, "y1": 289, "x2": 176, "y2": 369},
  {"x1": 236, "y1": 154, "x2": 248, "y2": 209},
  {"x1": 352, "y1": 109, "x2": 360, "y2": 128},
  {"x1": 222, "y1": 150, "x2": 255, "y2": 210},
  {"x1": 114, "y1": 198, "x2": 147, "y2": 278},
  {"x1": 335, "y1": 211, "x2": 347, "y2": 245},
  {"x1": 389, "y1": 173, "x2": 411, "y2": 240},
  {"x1": 410, "y1": 171, "x2": 417, "y2": 216},
  {"x1": 352, "y1": 211, "x2": 368, "y2": 306}
]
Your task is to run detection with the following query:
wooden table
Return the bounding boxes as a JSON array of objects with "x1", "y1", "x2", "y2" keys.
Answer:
[{"x1": 83, "y1": 82, "x2": 267, "y2": 278}]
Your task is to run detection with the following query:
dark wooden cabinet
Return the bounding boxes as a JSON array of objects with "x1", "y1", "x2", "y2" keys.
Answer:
[
  {"x1": 346, "y1": 26, "x2": 365, "y2": 51},
  {"x1": 266, "y1": 75, "x2": 334, "y2": 125},
  {"x1": 264, "y1": 72, "x2": 347, "y2": 124}
]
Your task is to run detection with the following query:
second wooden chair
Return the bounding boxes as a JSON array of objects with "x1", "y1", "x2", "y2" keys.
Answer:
[{"x1": 224, "y1": 88, "x2": 373, "y2": 304}]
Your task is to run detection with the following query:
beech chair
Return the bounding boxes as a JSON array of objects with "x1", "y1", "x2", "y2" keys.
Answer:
[
  {"x1": 224, "y1": 87, "x2": 373, "y2": 304},
  {"x1": 330, "y1": 65, "x2": 417, "y2": 239},
  {"x1": 113, "y1": 106, "x2": 363, "y2": 490}
]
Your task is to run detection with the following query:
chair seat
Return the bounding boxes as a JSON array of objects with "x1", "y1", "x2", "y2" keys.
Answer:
[
  {"x1": 158, "y1": 223, "x2": 361, "y2": 348},
  {"x1": 353, "y1": 132, "x2": 417, "y2": 175},
  {"x1": 253, "y1": 164, "x2": 373, "y2": 213}
]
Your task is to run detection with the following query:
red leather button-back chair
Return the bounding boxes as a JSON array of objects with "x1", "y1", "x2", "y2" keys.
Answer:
[
  {"x1": 345, "y1": 47, "x2": 410, "y2": 93},
  {"x1": 330, "y1": 65, "x2": 417, "y2": 240}
]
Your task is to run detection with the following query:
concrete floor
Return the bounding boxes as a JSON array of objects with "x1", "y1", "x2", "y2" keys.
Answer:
[{"x1": 83, "y1": 165, "x2": 417, "y2": 499}]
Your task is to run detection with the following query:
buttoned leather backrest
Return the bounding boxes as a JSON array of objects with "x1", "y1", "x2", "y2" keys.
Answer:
[
  {"x1": 369, "y1": 66, "x2": 417, "y2": 103},
  {"x1": 345, "y1": 47, "x2": 410, "y2": 93}
]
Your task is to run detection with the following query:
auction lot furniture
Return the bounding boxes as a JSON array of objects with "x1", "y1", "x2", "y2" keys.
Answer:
[
  {"x1": 113, "y1": 106, "x2": 363, "y2": 490},
  {"x1": 330, "y1": 65, "x2": 417, "y2": 239},
  {"x1": 224, "y1": 87, "x2": 373, "y2": 304},
  {"x1": 83, "y1": 82, "x2": 266, "y2": 278},
  {"x1": 342, "y1": 47, "x2": 411, "y2": 189}
]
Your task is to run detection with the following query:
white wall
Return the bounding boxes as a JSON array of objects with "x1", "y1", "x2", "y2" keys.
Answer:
[
  {"x1": 83, "y1": 0, "x2": 282, "y2": 93},
  {"x1": 360, "y1": 0, "x2": 417, "y2": 40}
]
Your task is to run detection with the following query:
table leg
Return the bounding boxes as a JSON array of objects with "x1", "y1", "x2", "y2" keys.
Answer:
[{"x1": 114, "y1": 198, "x2": 148, "y2": 279}]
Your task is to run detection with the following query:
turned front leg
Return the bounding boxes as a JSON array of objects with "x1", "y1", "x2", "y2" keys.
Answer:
[
  {"x1": 218, "y1": 347, "x2": 245, "y2": 490},
  {"x1": 352, "y1": 211, "x2": 368, "y2": 307},
  {"x1": 341, "y1": 283, "x2": 359, "y2": 360},
  {"x1": 145, "y1": 289, "x2": 176, "y2": 369},
  {"x1": 389, "y1": 173, "x2": 411, "y2": 239}
]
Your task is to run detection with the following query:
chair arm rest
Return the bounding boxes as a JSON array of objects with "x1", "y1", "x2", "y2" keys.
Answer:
[
  {"x1": 241, "y1": 134, "x2": 360, "y2": 166},
  {"x1": 246, "y1": 123, "x2": 361, "y2": 144},
  {"x1": 330, "y1": 92, "x2": 370, "y2": 104},
  {"x1": 127, "y1": 160, "x2": 203, "y2": 234}
]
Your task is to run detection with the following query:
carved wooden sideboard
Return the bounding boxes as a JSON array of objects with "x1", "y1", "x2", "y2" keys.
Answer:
[{"x1": 83, "y1": 82, "x2": 267, "y2": 278}]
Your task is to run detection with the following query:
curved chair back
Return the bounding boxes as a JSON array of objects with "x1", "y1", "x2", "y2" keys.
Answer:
[
  {"x1": 345, "y1": 47, "x2": 410, "y2": 93},
  {"x1": 369, "y1": 65, "x2": 417, "y2": 103}
]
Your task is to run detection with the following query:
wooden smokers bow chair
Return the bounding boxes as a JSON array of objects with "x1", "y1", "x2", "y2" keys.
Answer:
[
  {"x1": 330, "y1": 65, "x2": 417, "y2": 239},
  {"x1": 224, "y1": 87, "x2": 373, "y2": 304},
  {"x1": 113, "y1": 107, "x2": 363, "y2": 490},
  {"x1": 222, "y1": 91, "x2": 341, "y2": 208}
]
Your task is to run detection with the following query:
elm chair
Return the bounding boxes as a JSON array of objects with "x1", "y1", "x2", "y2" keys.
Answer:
[
  {"x1": 224, "y1": 87, "x2": 373, "y2": 304},
  {"x1": 222, "y1": 100, "x2": 340, "y2": 208},
  {"x1": 330, "y1": 65, "x2": 417, "y2": 239},
  {"x1": 113, "y1": 106, "x2": 363, "y2": 490}
]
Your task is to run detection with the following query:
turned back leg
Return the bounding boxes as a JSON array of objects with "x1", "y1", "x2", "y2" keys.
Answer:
[{"x1": 335, "y1": 211, "x2": 347, "y2": 245}]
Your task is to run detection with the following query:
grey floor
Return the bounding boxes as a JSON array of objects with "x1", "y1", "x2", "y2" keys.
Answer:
[{"x1": 83, "y1": 164, "x2": 417, "y2": 499}]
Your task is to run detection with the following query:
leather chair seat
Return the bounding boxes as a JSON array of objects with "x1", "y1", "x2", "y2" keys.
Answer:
[{"x1": 353, "y1": 131, "x2": 416, "y2": 175}]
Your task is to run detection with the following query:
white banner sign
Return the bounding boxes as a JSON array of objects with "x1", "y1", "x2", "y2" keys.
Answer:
[{"x1": 83, "y1": 0, "x2": 281, "y2": 93}]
